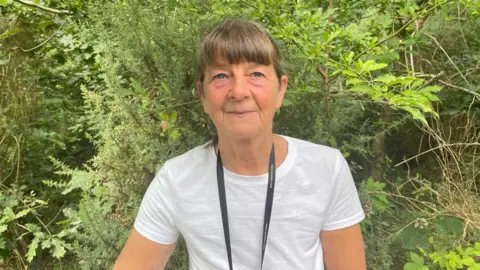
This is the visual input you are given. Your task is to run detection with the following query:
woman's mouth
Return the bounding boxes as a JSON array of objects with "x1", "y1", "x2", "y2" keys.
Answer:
[{"x1": 226, "y1": 111, "x2": 255, "y2": 117}]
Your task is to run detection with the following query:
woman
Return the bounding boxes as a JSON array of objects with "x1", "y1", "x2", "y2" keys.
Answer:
[{"x1": 114, "y1": 19, "x2": 366, "y2": 270}]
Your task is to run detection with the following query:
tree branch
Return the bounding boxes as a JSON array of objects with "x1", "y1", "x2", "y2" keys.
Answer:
[
  {"x1": 20, "y1": 21, "x2": 66, "y2": 52},
  {"x1": 395, "y1": 142, "x2": 480, "y2": 167},
  {"x1": 415, "y1": 71, "x2": 480, "y2": 99},
  {"x1": 425, "y1": 33, "x2": 471, "y2": 86},
  {"x1": 438, "y1": 79, "x2": 480, "y2": 99},
  {"x1": 13, "y1": 0, "x2": 72, "y2": 15},
  {"x1": 352, "y1": 1, "x2": 451, "y2": 63},
  {"x1": 417, "y1": 72, "x2": 480, "y2": 98}
]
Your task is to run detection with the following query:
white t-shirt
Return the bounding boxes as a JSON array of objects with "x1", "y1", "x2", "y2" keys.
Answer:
[{"x1": 134, "y1": 135, "x2": 365, "y2": 270}]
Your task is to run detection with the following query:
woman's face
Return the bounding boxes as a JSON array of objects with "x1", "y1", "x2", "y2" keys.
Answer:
[{"x1": 199, "y1": 59, "x2": 288, "y2": 140}]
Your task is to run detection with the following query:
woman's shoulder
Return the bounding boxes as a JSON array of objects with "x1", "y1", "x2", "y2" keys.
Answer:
[
  {"x1": 281, "y1": 135, "x2": 342, "y2": 159},
  {"x1": 162, "y1": 141, "x2": 214, "y2": 174},
  {"x1": 282, "y1": 136, "x2": 350, "y2": 183}
]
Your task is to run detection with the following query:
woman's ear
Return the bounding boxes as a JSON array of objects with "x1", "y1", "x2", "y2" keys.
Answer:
[
  {"x1": 197, "y1": 81, "x2": 209, "y2": 113},
  {"x1": 196, "y1": 81, "x2": 204, "y2": 100},
  {"x1": 276, "y1": 75, "x2": 288, "y2": 109}
]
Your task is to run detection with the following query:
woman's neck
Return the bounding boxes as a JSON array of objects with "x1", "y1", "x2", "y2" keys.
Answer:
[{"x1": 216, "y1": 133, "x2": 287, "y2": 176}]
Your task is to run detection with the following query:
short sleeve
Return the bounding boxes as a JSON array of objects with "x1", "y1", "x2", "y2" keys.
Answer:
[
  {"x1": 134, "y1": 166, "x2": 179, "y2": 244},
  {"x1": 322, "y1": 152, "x2": 365, "y2": 231}
]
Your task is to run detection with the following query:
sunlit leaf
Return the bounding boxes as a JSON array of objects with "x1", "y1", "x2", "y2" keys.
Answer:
[
  {"x1": 27, "y1": 236, "x2": 40, "y2": 262},
  {"x1": 51, "y1": 239, "x2": 67, "y2": 259},
  {"x1": 346, "y1": 78, "x2": 364, "y2": 85},
  {"x1": 419, "y1": 85, "x2": 442, "y2": 93},
  {"x1": 15, "y1": 209, "x2": 30, "y2": 219},
  {"x1": 349, "y1": 84, "x2": 373, "y2": 94},
  {"x1": 410, "y1": 252, "x2": 424, "y2": 265},
  {"x1": 374, "y1": 74, "x2": 396, "y2": 83},
  {"x1": 462, "y1": 256, "x2": 475, "y2": 266},
  {"x1": 343, "y1": 70, "x2": 358, "y2": 77},
  {"x1": 170, "y1": 110, "x2": 177, "y2": 122},
  {"x1": 404, "y1": 262, "x2": 428, "y2": 270}
]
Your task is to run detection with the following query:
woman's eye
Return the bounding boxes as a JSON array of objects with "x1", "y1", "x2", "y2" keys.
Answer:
[
  {"x1": 252, "y1": 72, "x2": 264, "y2": 78},
  {"x1": 214, "y1": 73, "x2": 227, "y2": 80}
]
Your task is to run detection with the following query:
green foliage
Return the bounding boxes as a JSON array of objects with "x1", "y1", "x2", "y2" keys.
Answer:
[
  {"x1": 0, "y1": 185, "x2": 71, "y2": 266},
  {"x1": 404, "y1": 252, "x2": 428, "y2": 270},
  {"x1": 405, "y1": 243, "x2": 480, "y2": 270},
  {"x1": 359, "y1": 177, "x2": 397, "y2": 269},
  {"x1": 360, "y1": 177, "x2": 391, "y2": 217}
]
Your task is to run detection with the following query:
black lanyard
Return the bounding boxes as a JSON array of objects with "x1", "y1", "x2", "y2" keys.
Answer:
[{"x1": 216, "y1": 143, "x2": 276, "y2": 270}]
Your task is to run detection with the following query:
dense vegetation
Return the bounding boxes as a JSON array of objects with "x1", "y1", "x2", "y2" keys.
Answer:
[{"x1": 1, "y1": 0, "x2": 479, "y2": 269}]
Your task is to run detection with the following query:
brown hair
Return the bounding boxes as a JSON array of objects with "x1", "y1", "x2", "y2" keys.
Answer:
[{"x1": 196, "y1": 19, "x2": 286, "y2": 85}]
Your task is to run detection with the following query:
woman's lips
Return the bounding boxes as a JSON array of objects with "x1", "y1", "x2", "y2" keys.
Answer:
[{"x1": 226, "y1": 111, "x2": 255, "y2": 117}]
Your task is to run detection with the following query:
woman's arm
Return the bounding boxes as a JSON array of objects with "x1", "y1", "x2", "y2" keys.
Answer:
[
  {"x1": 320, "y1": 223, "x2": 366, "y2": 270},
  {"x1": 113, "y1": 229, "x2": 176, "y2": 270}
]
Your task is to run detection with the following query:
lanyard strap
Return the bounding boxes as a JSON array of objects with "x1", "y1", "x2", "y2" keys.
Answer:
[{"x1": 216, "y1": 144, "x2": 276, "y2": 270}]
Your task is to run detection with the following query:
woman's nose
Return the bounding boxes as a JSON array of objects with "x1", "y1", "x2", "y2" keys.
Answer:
[{"x1": 230, "y1": 76, "x2": 250, "y2": 100}]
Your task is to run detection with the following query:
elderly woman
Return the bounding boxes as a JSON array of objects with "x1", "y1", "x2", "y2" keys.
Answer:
[{"x1": 114, "y1": 19, "x2": 366, "y2": 270}]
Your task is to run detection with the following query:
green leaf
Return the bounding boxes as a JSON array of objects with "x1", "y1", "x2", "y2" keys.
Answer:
[
  {"x1": 0, "y1": 225, "x2": 7, "y2": 233},
  {"x1": 411, "y1": 252, "x2": 425, "y2": 265},
  {"x1": 465, "y1": 248, "x2": 475, "y2": 256},
  {"x1": 463, "y1": 256, "x2": 475, "y2": 266},
  {"x1": 131, "y1": 79, "x2": 145, "y2": 94},
  {"x1": 0, "y1": 237, "x2": 6, "y2": 250},
  {"x1": 411, "y1": 79, "x2": 425, "y2": 89},
  {"x1": 342, "y1": 70, "x2": 358, "y2": 77},
  {"x1": 364, "y1": 62, "x2": 388, "y2": 72},
  {"x1": 25, "y1": 223, "x2": 41, "y2": 233},
  {"x1": 419, "y1": 86, "x2": 442, "y2": 93},
  {"x1": 51, "y1": 239, "x2": 67, "y2": 259},
  {"x1": 397, "y1": 106, "x2": 428, "y2": 126},
  {"x1": 387, "y1": 76, "x2": 417, "y2": 86},
  {"x1": 402, "y1": 225, "x2": 429, "y2": 250},
  {"x1": 168, "y1": 128, "x2": 180, "y2": 141},
  {"x1": 161, "y1": 82, "x2": 171, "y2": 95},
  {"x1": 41, "y1": 238, "x2": 52, "y2": 249},
  {"x1": 374, "y1": 74, "x2": 397, "y2": 84},
  {"x1": 159, "y1": 112, "x2": 168, "y2": 121},
  {"x1": 328, "y1": 136, "x2": 337, "y2": 147},
  {"x1": 346, "y1": 78, "x2": 364, "y2": 85},
  {"x1": 404, "y1": 262, "x2": 428, "y2": 270},
  {"x1": 344, "y1": 51, "x2": 354, "y2": 64},
  {"x1": 15, "y1": 209, "x2": 31, "y2": 218},
  {"x1": 0, "y1": 0, "x2": 11, "y2": 5},
  {"x1": 170, "y1": 110, "x2": 177, "y2": 123},
  {"x1": 27, "y1": 236, "x2": 40, "y2": 262},
  {"x1": 349, "y1": 84, "x2": 373, "y2": 94},
  {"x1": 34, "y1": 199, "x2": 48, "y2": 206},
  {"x1": 436, "y1": 216, "x2": 464, "y2": 233},
  {"x1": 468, "y1": 264, "x2": 480, "y2": 270},
  {"x1": 1, "y1": 207, "x2": 15, "y2": 224}
]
